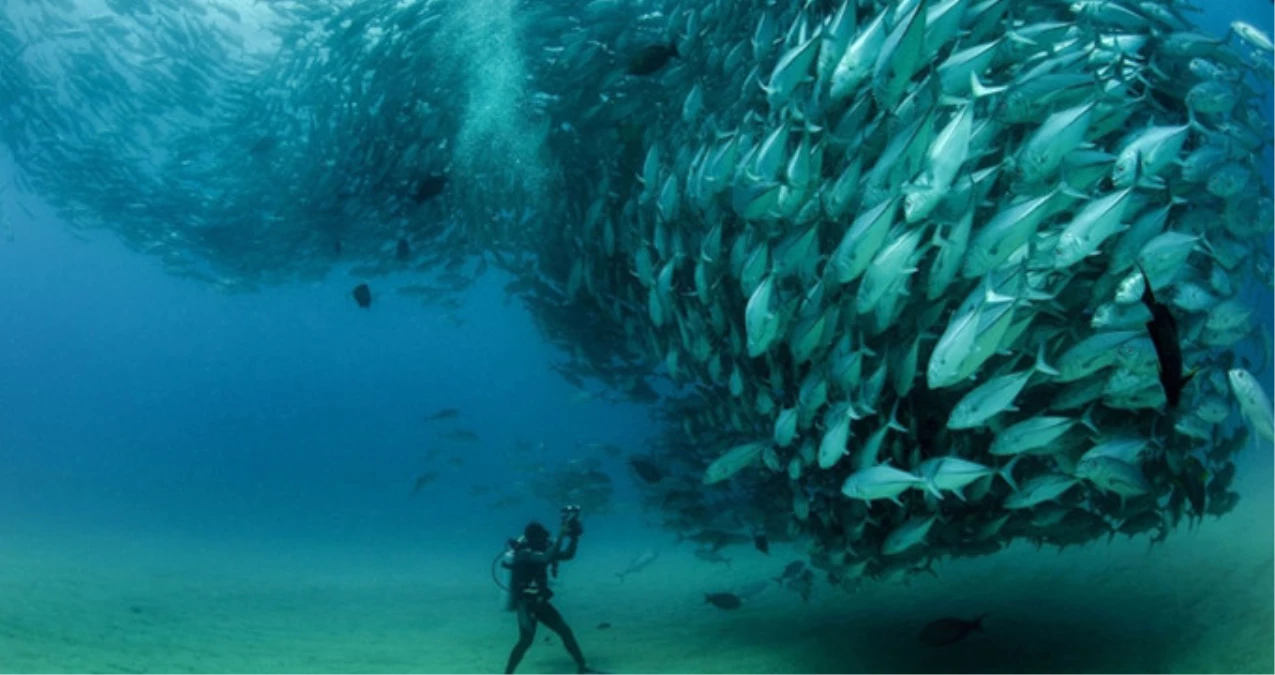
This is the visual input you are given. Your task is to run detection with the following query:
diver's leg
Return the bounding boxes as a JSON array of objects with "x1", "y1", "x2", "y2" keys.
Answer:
[
  {"x1": 536, "y1": 601, "x2": 589, "y2": 673},
  {"x1": 504, "y1": 602, "x2": 538, "y2": 674}
]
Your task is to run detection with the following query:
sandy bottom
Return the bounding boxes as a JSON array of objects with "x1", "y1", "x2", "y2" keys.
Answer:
[{"x1": 0, "y1": 486, "x2": 1271, "y2": 674}]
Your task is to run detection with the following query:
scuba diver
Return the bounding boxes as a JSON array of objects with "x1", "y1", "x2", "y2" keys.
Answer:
[{"x1": 496, "y1": 505, "x2": 596, "y2": 674}]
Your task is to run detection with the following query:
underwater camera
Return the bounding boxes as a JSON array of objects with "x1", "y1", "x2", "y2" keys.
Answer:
[{"x1": 560, "y1": 504, "x2": 582, "y2": 523}]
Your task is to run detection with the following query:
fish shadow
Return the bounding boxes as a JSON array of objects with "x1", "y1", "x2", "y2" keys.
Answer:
[
  {"x1": 736, "y1": 589, "x2": 1199, "y2": 673},
  {"x1": 819, "y1": 609, "x2": 1182, "y2": 673}
]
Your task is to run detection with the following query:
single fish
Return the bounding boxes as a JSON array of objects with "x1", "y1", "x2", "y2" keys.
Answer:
[
  {"x1": 919, "y1": 614, "x2": 986, "y2": 646},
  {"x1": 773, "y1": 560, "x2": 805, "y2": 584},
  {"x1": 752, "y1": 530, "x2": 770, "y2": 555},
  {"x1": 426, "y1": 408, "x2": 460, "y2": 421},
  {"x1": 616, "y1": 550, "x2": 659, "y2": 581},
  {"x1": 1135, "y1": 263, "x2": 1195, "y2": 408},
  {"x1": 411, "y1": 173, "x2": 447, "y2": 203},
  {"x1": 704, "y1": 592, "x2": 743, "y2": 610},
  {"x1": 410, "y1": 471, "x2": 439, "y2": 495},
  {"x1": 627, "y1": 43, "x2": 679, "y2": 76},
  {"x1": 693, "y1": 548, "x2": 732, "y2": 567},
  {"x1": 352, "y1": 283, "x2": 372, "y2": 308},
  {"x1": 441, "y1": 429, "x2": 480, "y2": 443},
  {"x1": 733, "y1": 580, "x2": 769, "y2": 600},
  {"x1": 629, "y1": 457, "x2": 664, "y2": 483},
  {"x1": 1228, "y1": 368, "x2": 1275, "y2": 443}
]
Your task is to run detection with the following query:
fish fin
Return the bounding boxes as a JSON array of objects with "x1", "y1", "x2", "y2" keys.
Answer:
[
  {"x1": 1080, "y1": 404, "x2": 1100, "y2": 434},
  {"x1": 970, "y1": 72, "x2": 1007, "y2": 98},
  {"x1": 923, "y1": 478, "x2": 944, "y2": 501},
  {"x1": 1034, "y1": 342, "x2": 1060, "y2": 377},
  {"x1": 998, "y1": 455, "x2": 1021, "y2": 493},
  {"x1": 1005, "y1": 29, "x2": 1037, "y2": 47},
  {"x1": 1182, "y1": 367, "x2": 1200, "y2": 386},
  {"x1": 888, "y1": 399, "x2": 907, "y2": 432},
  {"x1": 1057, "y1": 182, "x2": 1089, "y2": 201},
  {"x1": 985, "y1": 288, "x2": 1016, "y2": 305}
]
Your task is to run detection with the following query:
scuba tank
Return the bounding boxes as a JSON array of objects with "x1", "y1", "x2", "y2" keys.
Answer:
[{"x1": 492, "y1": 536, "x2": 522, "y2": 612}]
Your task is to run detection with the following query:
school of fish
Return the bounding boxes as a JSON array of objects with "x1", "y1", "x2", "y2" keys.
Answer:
[{"x1": 0, "y1": 0, "x2": 1273, "y2": 589}]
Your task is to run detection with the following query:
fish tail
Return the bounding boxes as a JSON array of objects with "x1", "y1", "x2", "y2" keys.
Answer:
[
  {"x1": 1135, "y1": 261, "x2": 1156, "y2": 307},
  {"x1": 1033, "y1": 342, "x2": 1060, "y2": 377},
  {"x1": 922, "y1": 477, "x2": 944, "y2": 502},
  {"x1": 998, "y1": 455, "x2": 1022, "y2": 493},
  {"x1": 969, "y1": 72, "x2": 1006, "y2": 98},
  {"x1": 1079, "y1": 403, "x2": 1100, "y2": 435}
]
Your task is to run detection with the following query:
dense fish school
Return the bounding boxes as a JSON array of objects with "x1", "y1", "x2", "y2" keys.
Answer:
[{"x1": 1, "y1": 0, "x2": 1273, "y2": 589}]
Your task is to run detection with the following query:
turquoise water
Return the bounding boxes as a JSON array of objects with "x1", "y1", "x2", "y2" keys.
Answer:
[{"x1": 0, "y1": 0, "x2": 1273, "y2": 672}]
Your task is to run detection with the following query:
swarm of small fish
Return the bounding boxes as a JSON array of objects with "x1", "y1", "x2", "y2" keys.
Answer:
[{"x1": 0, "y1": 0, "x2": 1272, "y2": 593}]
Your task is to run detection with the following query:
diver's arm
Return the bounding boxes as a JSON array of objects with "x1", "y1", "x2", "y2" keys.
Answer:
[{"x1": 554, "y1": 533, "x2": 579, "y2": 561}]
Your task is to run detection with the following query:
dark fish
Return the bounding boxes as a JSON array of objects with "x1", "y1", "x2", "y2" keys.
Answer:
[
  {"x1": 786, "y1": 568, "x2": 815, "y2": 603},
  {"x1": 629, "y1": 457, "x2": 663, "y2": 483},
  {"x1": 427, "y1": 408, "x2": 460, "y2": 421},
  {"x1": 552, "y1": 364, "x2": 586, "y2": 389},
  {"x1": 627, "y1": 43, "x2": 679, "y2": 76},
  {"x1": 616, "y1": 550, "x2": 659, "y2": 581},
  {"x1": 733, "y1": 580, "x2": 769, "y2": 600},
  {"x1": 1180, "y1": 456, "x2": 1208, "y2": 518},
  {"x1": 396, "y1": 237, "x2": 411, "y2": 261},
  {"x1": 442, "y1": 429, "x2": 480, "y2": 443},
  {"x1": 773, "y1": 560, "x2": 805, "y2": 583},
  {"x1": 352, "y1": 283, "x2": 372, "y2": 308},
  {"x1": 411, "y1": 471, "x2": 439, "y2": 495},
  {"x1": 693, "y1": 548, "x2": 732, "y2": 567},
  {"x1": 753, "y1": 531, "x2": 769, "y2": 555},
  {"x1": 248, "y1": 135, "x2": 278, "y2": 155},
  {"x1": 686, "y1": 528, "x2": 751, "y2": 551},
  {"x1": 492, "y1": 495, "x2": 524, "y2": 509},
  {"x1": 596, "y1": 622, "x2": 612, "y2": 630},
  {"x1": 919, "y1": 615, "x2": 986, "y2": 647},
  {"x1": 1135, "y1": 263, "x2": 1195, "y2": 408},
  {"x1": 412, "y1": 173, "x2": 447, "y2": 203},
  {"x1": 704, "y1": 592, "x2": 742, "y2": 610}
]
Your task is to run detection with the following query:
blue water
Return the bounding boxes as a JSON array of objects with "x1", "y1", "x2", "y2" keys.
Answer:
[
  {"x1": 0, "y1": 205, "x2": 654, "y2": 545},
  {"x1": 0, "y1": 1, "x2": 1269, "y2": 550},
  {"x1": 0, "y1": 0, "x2": 1273, "y2": 672}
]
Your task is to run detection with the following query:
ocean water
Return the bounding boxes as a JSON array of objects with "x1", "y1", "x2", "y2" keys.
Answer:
[
  {"x1": 0, "y1": 0, "x2": 1273, "y2": 673},
  {"x1": 2, "y1": 200, "x2": 1272, "y2": 675}
]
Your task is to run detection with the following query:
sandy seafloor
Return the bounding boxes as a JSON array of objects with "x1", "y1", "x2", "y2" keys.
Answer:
[{"x1": 0, "y1": 467, "x2": 1271, "y2": 675}]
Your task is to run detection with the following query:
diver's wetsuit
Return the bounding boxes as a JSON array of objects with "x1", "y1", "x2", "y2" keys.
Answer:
[{"x1": 503, "y1": 532, "x2": 588, "y2": 674}]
